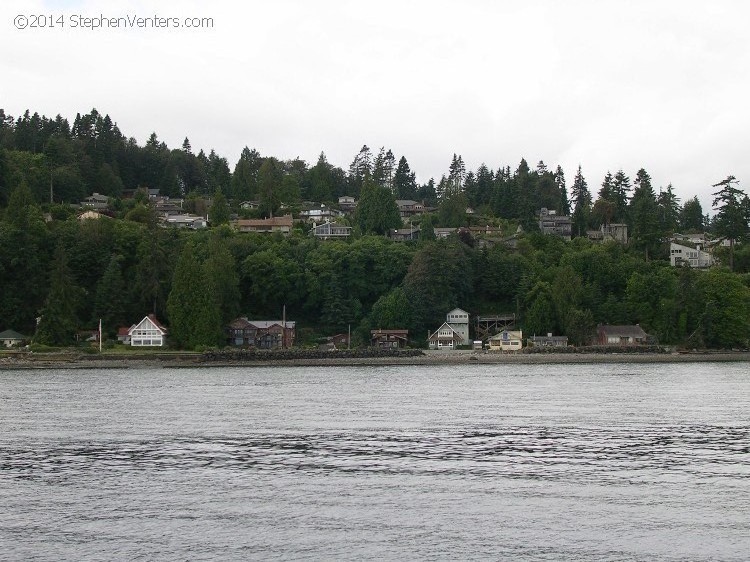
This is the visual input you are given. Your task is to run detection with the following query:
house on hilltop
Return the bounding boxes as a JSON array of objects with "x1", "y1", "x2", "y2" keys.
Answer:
[{"x1": 232, "y1": 215, "x2": 294, "y2": 235}]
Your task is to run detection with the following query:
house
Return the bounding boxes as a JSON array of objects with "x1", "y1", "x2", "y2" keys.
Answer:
[
  {"x1": 395, "y1": 200, "x2": 424, "y2": 220},
  {"x1": 389, "y1": 227, "x2": 420, "y2": 242},
  {"x1": 446, "y1": 308, "x2": 471, "y2": 345},
  {"x1": 127, "y1": 314, "x2": 167, "y2": 347},
  {"x1": 434, "y1": 227, "x2": 457, "y2": 239},
  {"x1": 488, "y1": 330, "x2": 524, "y2": 352},
  {"x1": 232, "y1": 215, "x2": 294, "y2": 235},
  {"x1": 164, "y1": 214, "x2": 207, "y2": 229},
  {"x1": 587, "y1": 223, "x2": 628, "y2": 244},
  {"x1": 527, "y1": 334, "x2": 568, "y2": 348},
  {"x1": 227, "y1": 317, "x2": 296, "y2": 349},
  {"x1": 116, "y1": 326, "x2": 131, "y2": 345},
  {"x1": 78, "y1": 210, "x2": 111, "y2": 221},
  {"x1": 311, "y1": 221, "x2": 352, "y2": 240},
  {"x1": 539, "y1": 208, "x2": 572, "y2": 240},
  {"x1": 597, "y1": 325, "x2": 648, "y2": 346},
  {"x1": 80, "y1": 192, "x2": 110, "y2": 211},
  {"x1": 0, "y1": 329, "x2": 27, "y2": 348},
  {"x1": 669, "y1": 242, "x2": 715, "y2": 268},
  {"x1": 319, "y1": 333, "x2": 350, "y2": 351},
  {"x1": 427, "y1": 322, "x2": 464, "y2": 350},
  {"x1": 370, "y1": 329, "x2": 409, "y2": 349},
  {"x1": 240, "y1": 200, "x2": 261, "y2": 210},
  {"x1": 338, "y1": 196, "x2": 357, "y2": 213},
  {"x1": 299, "y1": 204, "x2": 341, "y2": 223}
]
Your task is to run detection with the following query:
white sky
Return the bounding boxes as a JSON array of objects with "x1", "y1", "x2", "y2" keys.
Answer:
[{"x1": 2, "y1": 0, "x2": 749, "y2": 212}]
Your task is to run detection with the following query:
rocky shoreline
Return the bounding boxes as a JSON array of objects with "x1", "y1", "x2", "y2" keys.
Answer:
[{"x1": 1, "y1": 348, "x2": 749, "y2": 369}]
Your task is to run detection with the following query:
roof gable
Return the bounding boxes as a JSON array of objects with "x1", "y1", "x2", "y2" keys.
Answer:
[{"x1": 128, "y1": 315, "x2": 167, "y2": 335}]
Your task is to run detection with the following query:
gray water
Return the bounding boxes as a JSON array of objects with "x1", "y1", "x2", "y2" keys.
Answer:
[{"x1": 1, "y1": 363, "x2": 749, "y2": 561}]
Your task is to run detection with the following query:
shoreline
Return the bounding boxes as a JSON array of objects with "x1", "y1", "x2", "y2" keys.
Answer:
[{"x1": 2, "y1": 350, "x2": 750, "y2": 370}]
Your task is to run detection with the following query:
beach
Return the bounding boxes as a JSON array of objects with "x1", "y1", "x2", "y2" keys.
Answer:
[{"x1": 2, "y1": 349, "x2": 749, "y2": 370}]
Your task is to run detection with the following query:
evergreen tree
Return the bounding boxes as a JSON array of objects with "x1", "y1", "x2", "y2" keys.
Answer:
[
  {"x1": 167, "y1": 243, "x2": 222, "y2": 349},
  {"x1": 258, "y1": 157, "x2": 284, "y2": 217},
  {"x1": 208, "y1": 188, "x2": 230, "y2": 226},
  {"x1": 680, "y1": 196, "x2": 704, "y2": 231},
  {"x1": 657, "y1": 184, "x2": 680, "y2": 235},
  {"x1": 570, "y1": 165, "x2": 591, "y2": 236},
  {"x1": 231, "y1": 147, "x2": 262, "y2": 201},
  {"x1": 94, "y1": 255, "x2": 127, "y2": 337},
  {"x1": 393, "y1": 156, "x2": 418, "y2": 199},
  {"x1": 612, "y1": 169, "x2": 631, "y2": 222},
  {"x1": 204, "y1": 236, "x2": 240, "y2": 325},
  {"x1": 35, "y1": 245, "x2": 80, "y2": 346},
  {"x1": 355, "y1": 175, "x2": 402, "y2": 234},
  {"x1": 446, "y1": 153, "x2": 466, "y2": 199},
  {"x1": 554, "y1": 165, "x2": 569, "y2": 215},
  {"x1": 629, "y1": 168, "x2": 661, "y2": 259},
  {"x1": 711, "y1": 176, "x2": 749, "y2": 271},
  {"x1": 348, "y1": 145, "x2": 373, "y2": 197}
]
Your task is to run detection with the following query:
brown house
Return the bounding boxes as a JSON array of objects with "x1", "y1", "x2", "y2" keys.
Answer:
[
  {"x1": 228, "y1": 317, "x2": 296, "y2": 348},
  {"x1": 597, "y1": 325, "x2": 648, "y2": 345},
  {"x1": 370, "y1": 329, "x2": 409, "y2": 348},
  {"x1": 232, "y1": 215, "x2": 294, "y2": 235}
]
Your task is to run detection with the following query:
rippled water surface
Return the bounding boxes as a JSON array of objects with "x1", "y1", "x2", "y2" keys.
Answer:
[{"x1": 1, "y1": 363, "x2": 749, "y2": 560}]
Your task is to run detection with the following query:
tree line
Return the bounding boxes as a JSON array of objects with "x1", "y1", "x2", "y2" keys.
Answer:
[{"x1": 0, "y1": 108, "x2": 749, "y2": 350}]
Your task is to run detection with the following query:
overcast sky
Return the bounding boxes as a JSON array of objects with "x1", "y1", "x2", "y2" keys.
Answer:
[{"x1": 2, "y1": 0, "x2": 749, "y2": 212}]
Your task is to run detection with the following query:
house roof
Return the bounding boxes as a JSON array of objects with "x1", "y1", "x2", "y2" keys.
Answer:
[
  {"x1": 489, "y1": 330, "x2": 523, "y2": 341},
  {"x1": 427, "y1": 322, "x2": 463, "y2": 342},
  {"x1": 229, "y1": 318, "x2": 295, "y2": 329},
  {"x1": 235, "y1": 215, "x2": 294, "y2": 228},
  {"x1": 0, "y1": 329, "x2": 26, "y2": 340},
  {"x1": 128, "y1": 315, "x2": 167, "y2": 335},
  {"x1": 599, "y1": 325, "x2": 647, "y2": 338}
]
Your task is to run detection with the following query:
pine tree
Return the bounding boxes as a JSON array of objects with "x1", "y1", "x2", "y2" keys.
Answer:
[
  {"x1": 712, "y1": 176, "x2": 749, "y2": 271},
  {"x1": 447, "y1": 153, "x2": 466, "y2": 199},
  {"x1": 35, "y1": 245, "x2": 80, "y2": 346},
  {"x1": 629, "y1": 168, "x2": 661, "y2": 259},
  {"x1": 393, "y1": 156, "x2": 418, "y2": 199},
  {"x1": 208, "y1": 188, "x2": 230, "y2": 226},
  {"x1": 680, "y1": 196, "x2": 704, "y2": 232},
  {"x1": 612, "y1": 170, "x2": 631, "y2": 222},
  {"x1": 570, "y1": 165, "x2": 591, "y2": 237},
  {"x1": 554, "y1": 165, "x2": 569, "y2": 215},
  {"x1": 94, "y1": 255, "x2": 127, "y2": 337}
]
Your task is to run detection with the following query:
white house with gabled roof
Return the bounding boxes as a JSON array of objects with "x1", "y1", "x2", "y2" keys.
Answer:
[{"x1": 127, "y1": 314, "x2": 167, "y2": 346}]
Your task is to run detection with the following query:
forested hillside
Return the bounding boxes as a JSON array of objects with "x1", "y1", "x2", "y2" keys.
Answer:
[{"x1": 1, "y1": 108, "x2": 749, "y2": 350}]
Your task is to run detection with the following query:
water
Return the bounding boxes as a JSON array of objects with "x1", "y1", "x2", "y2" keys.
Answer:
[{"x1": 1, "y1": 362, "x2": 749, "y2": 561}]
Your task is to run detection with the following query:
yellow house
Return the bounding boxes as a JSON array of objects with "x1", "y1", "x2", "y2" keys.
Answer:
[{"x1": 488, "y1": 330, "x2": 523, "y2": 352}]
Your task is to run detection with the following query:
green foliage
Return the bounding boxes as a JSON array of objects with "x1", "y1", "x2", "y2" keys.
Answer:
[
  {"x1": 208, "y1": 188, "x2": 230, "y2": 226},
  {"x1": 355, "y1": 176, "x2": 401, "y2": 234},
  {"x1": 35, "y1": 245, "x2": 80, "y2": 346}
]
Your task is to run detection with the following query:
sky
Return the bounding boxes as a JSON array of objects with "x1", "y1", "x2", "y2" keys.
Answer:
[{"x1": 2, "y1": 0, "x2": 749, "y2": 212}]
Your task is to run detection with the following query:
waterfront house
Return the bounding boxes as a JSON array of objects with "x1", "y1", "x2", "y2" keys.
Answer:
[
  {"x1": 227, "y1": 317, "x2": 295, "y2": 349},
  {"x1": 370, "y1": 329, "x2": 409, "y2": 349},
  {"x1": 527, "y1": 334, "x2": 568, "y2": 348},
  {"x1": 127, "y1": 314, "x2": 167, "y2": 347},
  {"x1": 0, "y1": 329, "x2": 27, "y2": 348},
  {"x1": 427, "y1": 322, "x2": 464, "y2": 350},
  {"x1": 597, "y1": 325, "x2": 648, "y2": 346},
  {"x1": 488, "y1": 330, "x2": 524, "y2": 352}
]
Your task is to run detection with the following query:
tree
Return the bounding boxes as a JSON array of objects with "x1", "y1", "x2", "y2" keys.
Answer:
[
  {"x1": 393, "y1": 156, "x2": 418, "y2": 199},
  {"x1": 204, "y1": 235, "x2": 240, "y2": 325},
  {"x1": 680, "y1": 196, "x2": 704, "y2": 232},
  {"x1": 355, "y1": 176, "x2": 401, "y2": 234},
  {"x1": 554, "y1": 165, "x2": 569, "y2": 215},
  {"x1": 208, "y1": 188, "x2": 230, "y2": 226},
  {"x1": 570, "y1": 165, "x2": 591, "y2": 237},
  {"x1": 629, "y1": 168, "x2": 661, "y2": 259},
  {"x1": 35, "y1": 245, "x2": 80, "y2": 346},
  {"x1": 657, "y1": 183, "x2": 680, "y2": 235},
  {"x1": 167, "y1": 242, "x2": 222, "y2": 349},
  {"x1": 94, "y1": 255, "x2": 127, "y2": 337},
  {"x1": 437, "y1": 192, "x2": 468, "y2": 228},
  {"x1": 446, "y1": 153, "x2": 466, "y2": 199},
  {"x1": 367, "y1": 287, "x2": 413, "y2": 330},
  {"x1": 712, "y1": 176, "x2": 748, "y2": 271},
  {"x1": 612, "y1": 169, "x2": 631, "y2": 221},
  {"x1": 231, "y1": 147, "x2": 262, "y2": 200},
  {"x1": 258, "y1": 157, "x2": 284, "y2": 217}
]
